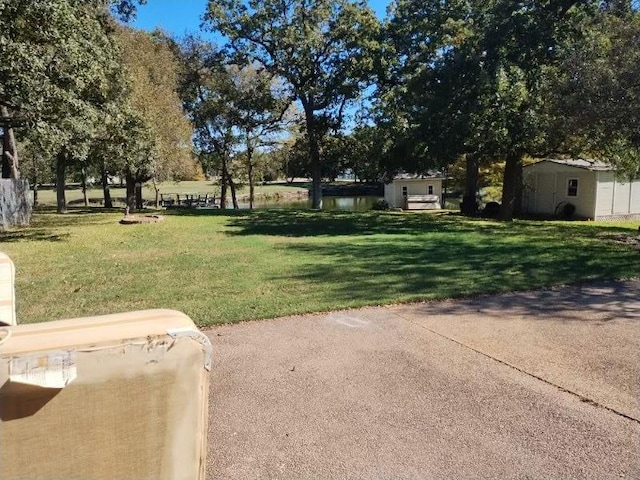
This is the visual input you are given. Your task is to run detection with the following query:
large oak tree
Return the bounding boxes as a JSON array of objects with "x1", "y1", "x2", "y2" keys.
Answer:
[
  {"x1": 115, "y1": 27, "x2": 196, "y2": 208},
  {"x1": 383, "y1": 0, "x2": 599, "y2": 220},
  {"x1": 205, "y1": 0, "x2": 380, "y2": 208}
]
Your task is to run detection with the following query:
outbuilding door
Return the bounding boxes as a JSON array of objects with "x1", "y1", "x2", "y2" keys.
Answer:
[{"x1": 535, "y1": 173, "x2": 556, "y2": 214}]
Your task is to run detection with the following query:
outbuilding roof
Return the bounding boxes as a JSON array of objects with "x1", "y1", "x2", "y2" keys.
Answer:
[
  {"x1": 525, "y1": 159, "x2": 612, "y2": 171},
  {"x1": 392, "y1": 171, "x2": 446, "y2": 181}
]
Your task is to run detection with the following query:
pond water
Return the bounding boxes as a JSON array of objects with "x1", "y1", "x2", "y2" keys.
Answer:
[{"x1": 237, "y1": 196, "x2": 383, "y2": 211}]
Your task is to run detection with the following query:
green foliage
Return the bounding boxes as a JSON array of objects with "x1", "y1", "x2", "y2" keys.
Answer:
[
  {"x1": 344, "y1": 126, "x2": 385, "y2": 182},
  {"x1": 109, "y1": 0, "x2": 147, "y2": 21},
  {"x1": 603, "y1": 138, "x2": 640, "y2": 180},
  {"x1": 1, "y1": 0, "x2": 193, "y2": 209},
  {"x1": 178, "y1": 35, "x2": 299, "y2": 208},
  {"x1": 178, "y1": 37, "x2": 236, "y2": 172},
  {"x1": 206, "y1": 0, "x2": 380, "y2": 120},
  {"x1": 224, "y1": 63, "x2": 294, "y2": 202},
  {"x1": 115, "y1": 27, "x2": 197, "y2": 182},
  {"x1": 385, "y1": 0, "x2": 574, "y2": 162},
  {"x1": 371, "y1": 199, "x2": 389, "y2": 210},
  {"x1": 379, "y1": 0, "x2": 480, "y2": 170},
  {"x1": 88, "y1": 102, "x2": 155, "y2": 183},
  {"x1": 205, "y1": 0, "x2": 381, "y2": 207},
  {"x1": 379, "y1": 1, "x2": 637, "y2": 219},
  {"x1": 553, "y1": 8, "x2": 640, "y2": 179},
  {"x1": 249, "y1": 149, "x2": 288, "y2": 182},
  {"x1": 1, "y1": 1, "x2": 125, "y2": 157}
]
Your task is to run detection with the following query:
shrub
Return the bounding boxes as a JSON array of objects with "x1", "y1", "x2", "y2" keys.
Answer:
[
  {"x1": 372, "y1": 199, "x2": 389, "y2": 211},
  {"x1": 483, "y1": 201, "x2": 501, "y2": 218}
]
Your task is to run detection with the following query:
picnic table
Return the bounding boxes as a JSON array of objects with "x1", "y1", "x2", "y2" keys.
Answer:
[{"x1": 160, "y1": 193, "x2": 219, "y2": 209}]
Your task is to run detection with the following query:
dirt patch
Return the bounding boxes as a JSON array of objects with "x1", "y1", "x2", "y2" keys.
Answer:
[
  {"x1": 119, "y1": 214, "x2": 164, "y2": 225},
  {"x1": 599, "y1": 233, "x2": 640, "y2": 251}
]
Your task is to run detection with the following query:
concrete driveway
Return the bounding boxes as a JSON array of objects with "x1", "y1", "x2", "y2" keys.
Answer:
[{"x1": 205, "y1": 280, "x2": 640, "y2": 479}]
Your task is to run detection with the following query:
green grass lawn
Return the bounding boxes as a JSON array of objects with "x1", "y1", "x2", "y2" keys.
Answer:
[{"x1": 1, "y1": 208, "x2": 638, "y2": 326}]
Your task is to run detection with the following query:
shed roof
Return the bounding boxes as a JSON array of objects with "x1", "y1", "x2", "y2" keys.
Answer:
[
  {"x1": 525, "y1": 158, "x2": 612, "y2": 171},
  {"x1": 392, "y1": 171, "x2": 446, "y2": 181}
]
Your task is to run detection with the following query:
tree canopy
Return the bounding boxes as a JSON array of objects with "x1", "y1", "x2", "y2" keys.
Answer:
[
  {"x1": 205, "y1": 0, "x2": 381, "y2": 208},
  {"x1": 553, "y1": 6, "x2": 640, "y2": 178},
  {"x1": 116, "y1": 27, "x2": 196, "y2": 185},
  {"x1": 1, "y1": 1, "x2": 126, "y2": 181},
  {"x1": 2, "y1": 0, "x2": 638, "y2": 219},
  {"x1": 378, "y1": 0, "x2": 639, "y2": 219},
  {"x1": 1, "y1": 0, "x2": 198, "y2": 211}
]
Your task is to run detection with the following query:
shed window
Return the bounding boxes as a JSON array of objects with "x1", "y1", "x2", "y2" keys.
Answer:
[
  {"x1": 567, "y1": 179, "x2": 578, "y2": 197},
  {"x1": 427, "y1": 185, "x2": 434, "y2": 195},
  {"x1": 402, "y1": 186, "x2": 407, "y2": 196}
]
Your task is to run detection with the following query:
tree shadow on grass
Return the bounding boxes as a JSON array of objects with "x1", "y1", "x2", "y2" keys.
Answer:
[
  {"x1": 0, "y1": 229, "x2": 69, "y2": 243},
  {"x1": 239, "y1": 212, "x2": 639, "y2": 321},
  {"x1": 222, "y1": 210, "x2": 496, "y2": 237},
  {"x1": 403, "y1": 279, "x2": 640, "y2": 323},
  {"x1": 222, "y1": 209, "x2": 636, "y2": 239},
  {"x1": 162, "y1": 208, "x2": 246, "y2": 219},
  {"x1": 1, "y1": 207, "x2": 123, "y2": 243}
]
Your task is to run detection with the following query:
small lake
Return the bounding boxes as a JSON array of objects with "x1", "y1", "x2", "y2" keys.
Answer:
[{"x1": 238, "y1": 196, "x2": 383, "y2": 211}]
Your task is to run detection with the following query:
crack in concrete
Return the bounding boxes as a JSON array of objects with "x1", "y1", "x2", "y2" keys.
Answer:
[{"x1": 395, "y1": 312, "x2": 640, "y2": 425}]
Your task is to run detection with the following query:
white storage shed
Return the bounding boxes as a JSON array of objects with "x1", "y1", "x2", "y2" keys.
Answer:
[
  {"x1": 384, "y1": 174, "x2": 445, "y2": 210},
  {"x1": 522, "y1": 159, "x2": 640, "y2": 220}
]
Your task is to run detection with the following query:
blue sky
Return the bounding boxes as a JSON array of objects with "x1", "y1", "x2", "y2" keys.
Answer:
[{"x1": 131, "y1": 0, "x2": 392, "y2": 37}]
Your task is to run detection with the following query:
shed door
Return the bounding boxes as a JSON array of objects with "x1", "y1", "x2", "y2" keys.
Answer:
[
  {"x1": 596, "y1": 172, "x2": 614, "y2": 216},
  {"x1": 613, "y1": 181, "x2": 631, "y2": 214},
  {"x1": 535, "y1": 173, "x2": 556, "y2": 214}
]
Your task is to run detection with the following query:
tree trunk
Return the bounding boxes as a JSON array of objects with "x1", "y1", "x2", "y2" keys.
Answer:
[
  {"x1": 229, "y1": 174, "x2": 239, "y2": 209},
  {"x1": 303, "y1": 104, "x2": 323, "y2": 209},
  {"x1": 442, "y1": 167, "x2": 448, "y2": 209},
  {"x1": 31, "y1": 161, "x2": 38, "y2": 207},
  {"x1": 152, "y1": 177, "x2": 159, "y2": 208},
  {"x1": 1, "y1": 106, "x2": 20, "y2": 179},
  {"x1": 102, "y1": 170, "x2": 113, "y2": 208},
  {"x1": 55, "y1": 152, "x2": 67, "y2": 214},
  {"x1": 81, "y1": 166, "x2": 89, "y2": 207},
  {"x1": 220, "y1": 159, "x2": 228, "y2": 209},
  {"x1": 125, "y1": 169, "x2": 136, "y2": 211},
  {"x1": 248, "y1": 164, "x2": 255, "y2": 209},
  {"x1": 220, "y1": 180, "x2": 227, "y2": 209},
  {"x1": 499, "y1": 153, "x2": 522, "y2": 221},
  {"x1": 135, "y1": 182, "x2": 143, "y2": 209},
  {"x1": 247, "y1": 136, "x2": 255, "y2": 210},
  {"x1": 461, "y1": 154, "x2": 479, "y2": 215},
  {"x1": 1, "y1": 127, "x2": 10, "y2": 179},
  {"x1": 311, "y1": 161, "x2": 322, "y2": 209},
  {"x1": 513, "y1": 161, "x2": 523, "y2": 217}
]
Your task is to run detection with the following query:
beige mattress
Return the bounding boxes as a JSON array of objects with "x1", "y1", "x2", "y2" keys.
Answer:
[
  {"x1": 0, "y1": 309, "x2": 211, "y2": 480},
  {"x1": 0, "y1": 252, "x2": 16, "y2": 326}
]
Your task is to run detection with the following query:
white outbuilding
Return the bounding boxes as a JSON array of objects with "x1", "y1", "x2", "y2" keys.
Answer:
[
  {"x1": 384, "y1": 173, "x2": 445, "y2": 210},
  {"x1": 522, "y1": 159, "x2": 640, "y2": 220}
]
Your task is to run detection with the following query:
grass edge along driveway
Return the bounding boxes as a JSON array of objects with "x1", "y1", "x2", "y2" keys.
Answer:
[{"x1": 1, "y1": 208, "x2": 638, "y2": 327}]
